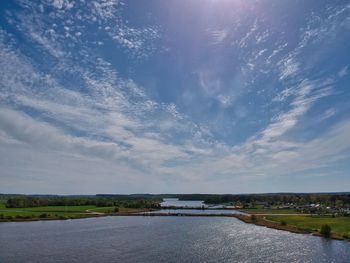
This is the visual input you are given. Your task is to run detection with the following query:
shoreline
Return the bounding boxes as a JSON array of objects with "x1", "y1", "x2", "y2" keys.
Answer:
[
  {"x1": 233, "y1": 214, "x2": 347, "y2": 241},
  {"x1": 1, "y1": 211, "x2": 348, "y2": 242}
]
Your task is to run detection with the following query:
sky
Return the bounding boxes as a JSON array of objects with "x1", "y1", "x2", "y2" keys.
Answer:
[{"x1": 0, "y1": 0, "x2": 349, "y2": 194}]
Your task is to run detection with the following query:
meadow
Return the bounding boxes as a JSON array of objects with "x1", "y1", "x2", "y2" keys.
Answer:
[
  {"x1": 0, "y1": 198, "x2": 158, "y2": 221},
  {"x1": 266, "y1": 215, "x2": 350, "y2": 237},
  {"x1": 0, "y1": 202, "x2": 109, "y2": 219}
]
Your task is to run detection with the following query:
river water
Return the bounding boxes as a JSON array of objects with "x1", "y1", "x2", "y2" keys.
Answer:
[
  {"x1": 145, "y1": 208, "x2": 243, "y2": 215},
  {"x1": 0, "y1": 216, "x2": 349, "y2": 263}
]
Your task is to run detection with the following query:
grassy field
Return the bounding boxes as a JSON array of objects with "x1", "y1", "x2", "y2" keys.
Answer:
[
  {"x1": 0, "y1": 200, "x2": 158, "y2": 221},
  {"x1": 240, "y1": 208, "x2": 303, "y2": 214},
  {"x1": 0, "y1": 202, "x2": 114, "y2": 219},
  {"x1": 266, "y1": 215, "x2": 350, "y2": 237}
]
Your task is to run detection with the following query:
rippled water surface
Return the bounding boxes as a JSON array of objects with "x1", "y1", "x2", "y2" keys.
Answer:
[
  {"x1": 145, "y1": 209, "x2": 243, "y2": 215},
  {"x1": 1, "y1": 216, "x2": 350, "y2": 263}
]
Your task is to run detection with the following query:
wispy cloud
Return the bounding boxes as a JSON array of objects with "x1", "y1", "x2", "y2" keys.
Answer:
[
  {"x1": 209, "y1": 28, "x2": 229, "y2": 45},
  {"x1": 338, "y1": 66, "x2": 348, "y2": 77},
  {"x1": 0, "y1": 0, "x2": 349, "y2": 193}
]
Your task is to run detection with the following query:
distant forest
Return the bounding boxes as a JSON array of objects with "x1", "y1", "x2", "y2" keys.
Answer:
[
  {"x1": 2, "y1": 194, "x2": 161, "y2": 209},
  {"x1": 1, "y1": 192, "x2": 349, "y2": 208},
  {"x1": 176, "y1": 193, "x2": 350, "y2": 206}
]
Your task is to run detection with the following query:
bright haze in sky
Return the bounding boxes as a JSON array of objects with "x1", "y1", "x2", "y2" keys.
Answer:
[{"x1": 0, "y1": 0, "x2": 349, "y2": 194}]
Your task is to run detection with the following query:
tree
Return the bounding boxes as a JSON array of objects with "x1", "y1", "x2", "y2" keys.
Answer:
[
  {"x1": 280, "y1": 220, "x2": 287, "y2": 226},
  {"x1": 335, "y1": 199, "x2": 344, "y2": 208},
  {"x1": 40, "y1": 213, "x2": 48, "y2": 218},
  {"x1": 320, "y1": 224, "x2": 331, "y2": 238}
]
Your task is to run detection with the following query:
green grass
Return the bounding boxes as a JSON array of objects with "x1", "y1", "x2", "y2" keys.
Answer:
[
  {"x1": 0, "y1": 203, "x2": 156, "y2": 220},
  {"x1": 240, "y1": 208, "x2": 302, "y2": 214},
  {"x1": 266, "y1": 215, "x2": 350, "y2": 236},
  {"x1": 0, "y1": 204, "x2": 114, "y2": 219}
]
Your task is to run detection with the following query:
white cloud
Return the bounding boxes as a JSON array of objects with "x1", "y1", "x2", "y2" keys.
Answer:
[
  {"x1": 0, "y1": 24, "x2": 211, "y2": 192},
  {"x1": 262, "y1": 81, "x2": 327, "y2": 141},
  {"x1": 338, "y1": 66, "x2": 348, "y2": 77},
  {"x1": 1, "y1": 0, "x2": 350, "y2": 193},
  {"x1": 196, "y1": 69, "x2": 238, "y2": 107},
  {"x1": 52, "y1": 0, "x2": 74, "y2": 10},
  {"x1": 216, "y1": 95, "x2": 232, "y2": 107},
  {"x1": 209, "y1": 29, "x2": 228, "y2": 45},
  {"x1": 318, "y1": 108, "x2": 337, "y2": 122},
  {"x1": 239, "y1": 19, "x2": 258, "y2": 48},
  {"x1": 11, "y1": 0, "x2": 159, "y2": 59},
  {"x1": 279, "y1": 55, "x2": 299, "y2": 80}
]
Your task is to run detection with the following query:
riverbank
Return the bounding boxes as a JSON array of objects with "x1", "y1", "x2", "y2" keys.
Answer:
[
  {"x1": 235, "y1": 214, "x2": 349, "y2": 241},
  {"x1": 0, "y1": 209, "x2": 239, "y2": 222}
]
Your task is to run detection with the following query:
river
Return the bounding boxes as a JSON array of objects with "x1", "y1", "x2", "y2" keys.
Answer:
[{"x1": 1, "y1": 215, "x2": 349, "y2": 262}]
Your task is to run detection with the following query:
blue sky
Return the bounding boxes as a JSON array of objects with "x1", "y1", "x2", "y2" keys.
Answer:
[{"x1": 0, "y1": 0, "x2": 349, "y2": 194}]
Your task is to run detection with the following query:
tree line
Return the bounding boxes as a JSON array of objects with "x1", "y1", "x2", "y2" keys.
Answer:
[
  {"x1": 3, "y1": 192, "x2": 350, "y2": 208},
  {"x1": 5, "y1": 196, "x2": 161, "y2": 209},
  {"x1": 176, "y1": 193, "x2": 350, "y2": 206}
]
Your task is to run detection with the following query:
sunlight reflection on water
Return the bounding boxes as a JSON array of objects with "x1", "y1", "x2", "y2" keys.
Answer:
[{"x1": 0, "y1": 216, "x2": 349, "y2": 263}]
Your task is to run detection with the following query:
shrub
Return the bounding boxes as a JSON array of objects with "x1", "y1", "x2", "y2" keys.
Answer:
[
  {"x1": 280, "y1": 220, "x2": 287, "y2": 226},
  {"x1": 39, "y1": 213, "x2": 48, "y2": 218},
  {"x1": 114, "y1": 207, "x2": 119, "y2": 213},
  {"x1": 320, "y1": 224, "x2": 331, "y2": 238}
]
